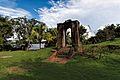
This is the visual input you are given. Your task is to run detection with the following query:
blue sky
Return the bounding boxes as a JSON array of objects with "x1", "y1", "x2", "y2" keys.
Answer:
[
  {"x1": 0, "y1": 0, "x2": 54, "y2": 19},
  {"x1": 16, "y1": 0, "x2": 52, "y2": 19},
  {"x1": 1, "y1": 0, "x2": 120, "y2": 36}
]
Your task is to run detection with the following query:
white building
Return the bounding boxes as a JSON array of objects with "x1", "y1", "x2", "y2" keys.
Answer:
[
  {"x1": 7, "y1": 37, "x2": 46, "y2": 50},
  {"x1": 29, "y1": 40, "x2": 46, "y2": 50}
]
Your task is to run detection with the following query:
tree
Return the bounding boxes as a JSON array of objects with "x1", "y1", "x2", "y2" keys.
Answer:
[
  {"x1": 33, "y1": 22, "x2": 46, "y2": 48},
  {"x1": 0, "y1": 16, "x2": 13, "y2": 50},
  {"x1": 96, "y1": 29, "x2": 106, "y2": 42},
  {"x1": 44, "y1": 32, "x2": 53, "y2": 43},
  {"x1": 26, "y1": 18, "x2": 39, "y2": 49},
  {"x1": 79, "y1": 25, "x2": 87, "y2": 44},
  {"x1": 66, "y1": 31, "x2": 72, "y2": 45},
  {"x1": 11, "y1": 17, "x2": 47, "y2": 50},
  {"x1": 115, "y1": 24, "x2": 120, "y2": 37},
  {"x1": 104, "y1": 24, "x2": 116, "y2": 40},
  {"x1": 45, "y1": 28, "x2": 58, "y2": 47},
  {"x1": 88, "y1": 24, "x2": 116, "y2": 44},
  {"x1": 11, "y1": 17, "x2": 33, "y2": 50}
]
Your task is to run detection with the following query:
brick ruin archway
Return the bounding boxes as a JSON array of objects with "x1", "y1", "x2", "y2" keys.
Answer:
[
  {"x1": 57, "y1": 20, "x2": 81, "y2": 52},
  {"x1": 48, "y1": 20, "x2": 82, "y2": 63}
]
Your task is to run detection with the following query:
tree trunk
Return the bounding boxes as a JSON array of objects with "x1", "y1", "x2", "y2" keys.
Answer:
[
  {"x1": 27, "y1": 40, "x2": 31, "y2": 50},
  {"x1": 39, "y1": 39, "x2": 41, "y2": 49}
]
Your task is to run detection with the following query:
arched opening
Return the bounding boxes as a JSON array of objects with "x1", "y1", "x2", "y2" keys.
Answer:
[
  {"x1": 65, "y1": 28, "x2": 72, "y2": 47},
  {"x1": 57, "y1": 20, "x2": 81, "y2": 52}
]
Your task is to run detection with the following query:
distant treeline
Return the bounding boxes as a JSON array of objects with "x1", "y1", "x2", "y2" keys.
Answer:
[
  {"x1": 88, "y1": 24, "x2": 120, "y2": 44},
  {"x1": 0, "y1": 16, "x2": 120, "y2": 51}
]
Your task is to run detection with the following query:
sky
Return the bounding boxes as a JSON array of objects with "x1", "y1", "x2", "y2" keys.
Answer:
[{"x1": 1, "y1": 0, "x2": 120, "y2": 34}]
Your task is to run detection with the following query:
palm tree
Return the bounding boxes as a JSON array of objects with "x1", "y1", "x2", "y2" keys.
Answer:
[
  {"x1": 33, "y1": 22, "x2": 46, "y2": 48},
  {"x1": 26, "y1": 18, "x2": 38, "y2": 49},
  {"x1": 44, "y1": 28, "x2": 58, "y2": 47}
]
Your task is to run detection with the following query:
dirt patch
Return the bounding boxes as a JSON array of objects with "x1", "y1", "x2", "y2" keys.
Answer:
[
  {"x1": 47, "y1": 50, "x2": 69, "y2": 64},
  {"x1": 0, "y1": 56, "x2": 12, "y2": 59},
  {"x1": 7, "y1": 66, "x2": 27, "y2": 74}
]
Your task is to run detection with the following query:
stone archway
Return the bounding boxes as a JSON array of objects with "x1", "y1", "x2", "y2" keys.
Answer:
[{"x1": 56, "y1": 20, "x2": 81, "y2": 52}]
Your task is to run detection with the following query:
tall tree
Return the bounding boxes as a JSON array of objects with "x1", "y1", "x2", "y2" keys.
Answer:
[
  {"x1": 33, "y1": 22, "x2": 46, "y2": 48},
  {"x1": 26, "y1": 18, "x2": 39, "y2": 49},
  {"x1": 79, "y1": 25, "x2": 87, "y2": 44},
  {"x1": 11, "y1": 17, "x2": 32, "y2": 50},
  {"x1": 0, "y1": 16, "x2": 13, "y2": 45}
]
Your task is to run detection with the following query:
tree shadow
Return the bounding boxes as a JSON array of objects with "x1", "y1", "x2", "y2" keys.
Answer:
[{"x1": 1, "y1": 56, "x2": 120, "y2": 80}]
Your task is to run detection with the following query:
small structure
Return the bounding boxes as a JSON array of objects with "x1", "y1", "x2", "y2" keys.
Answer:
[
  {"x1": 48, "y1": 20, "x2": 82, "y2": 63},
  {"x1": 57, "y1": 20, "x2": 81, "y2": 52},
  {"x1": 7, "y1": 38, "x2": 46, "y2": 50},
  {"x1": 29, "y1": 39, "x2": 46, "y2": 50}
]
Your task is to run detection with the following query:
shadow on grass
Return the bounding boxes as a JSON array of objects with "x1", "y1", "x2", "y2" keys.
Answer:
[{"x1": 1, "y1": 56, "x2": 120, "y2": 80}]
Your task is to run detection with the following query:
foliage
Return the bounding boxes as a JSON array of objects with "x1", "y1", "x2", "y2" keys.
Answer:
[
  {"x1": 1, "y1": 15, "x2": 120, "y2": 51},
  {"x1": 11, "y1": 17, "x2": 47, "y2": 50},
  {"x1": 88, "y1": 24, "x2": 120, "y2": 44},
  {"x1": 45, "y1": 28, "x2": 58, "y2": 47},
  {"x1": 115, "y1": 24, "x2": 120, "y2": 37},
  {"x1": 0, "y1": 16, "x2": 13, "y2": 50},
  {"x1": 11, "y1": 17, "x2": 30, "y2": 50},
  {"x1": 66, "y1": 31, "x2": 72, "y2": 45},
  {"x1": 79, "y1": 25, "x2": 87, "y2": 44},
  {"x1": 0, "y1": 15, "x2": 56, "y2": 50},
  {"x1": 33, "y1": 22, "x2": 47, "y2": 48}
]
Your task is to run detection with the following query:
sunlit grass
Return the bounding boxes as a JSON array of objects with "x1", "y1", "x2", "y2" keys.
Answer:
[{"x1": 0, "y1": 41, "x2": 120, "y2": 80}]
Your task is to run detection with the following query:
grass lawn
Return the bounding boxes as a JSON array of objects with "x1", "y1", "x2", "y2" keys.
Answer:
[{"x1": 0, "y1": 46, "x2": 120, "y2": 80}]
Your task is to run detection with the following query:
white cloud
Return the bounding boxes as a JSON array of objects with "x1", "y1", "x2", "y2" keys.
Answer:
[
  {"x1": 37, "y1": 0, "x2": 120, "y2": 32},
  {"x1": 0, "y1": 0, "x2": 17, "y2": 7},
  {"x1": 0, "y1": 6, "x2": 32, "y2": 18}
]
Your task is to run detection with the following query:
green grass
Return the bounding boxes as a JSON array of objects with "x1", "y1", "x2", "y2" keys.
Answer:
[
  {"x1": 96, "y1": 38, "x2": 120, "y2": 46},
  {"x1": 0, "y1": 48, "x2": 52, "y2": 80},
  {"x1": 84, "y1": 38, "x2": 120, "y2": 57},
  {"x1": 0, "y1": 42, "x2": 120, "y2": 80}
]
